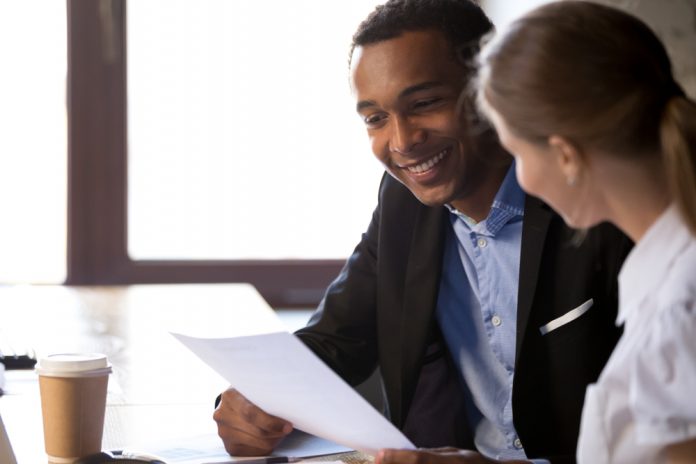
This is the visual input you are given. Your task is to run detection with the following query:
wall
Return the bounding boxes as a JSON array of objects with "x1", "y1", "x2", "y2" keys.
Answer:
[
  {"x1": 595, "y1": 0, "x2": 696, "y2": 98},
  {"x1": 481, "y1": 0, "x2": 696, "y2": 98}
]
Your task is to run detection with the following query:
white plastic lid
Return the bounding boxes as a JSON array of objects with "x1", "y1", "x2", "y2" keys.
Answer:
[{"x1": 35, "y1": 353, "x2": 112, "y2": 377}]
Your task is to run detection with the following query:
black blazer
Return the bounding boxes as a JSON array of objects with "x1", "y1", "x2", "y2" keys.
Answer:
[{"x1": 296, "y1": 174, "x2": 631, "y2": 463}]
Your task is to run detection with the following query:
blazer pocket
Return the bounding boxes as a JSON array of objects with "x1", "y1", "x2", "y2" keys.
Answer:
[{"x1": 539, "y1": 298, "x2": 594, "y2": 335}]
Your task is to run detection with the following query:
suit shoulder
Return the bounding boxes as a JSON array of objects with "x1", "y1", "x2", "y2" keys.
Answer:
[
  {"x1": 585, "y1": 221, "x2": 634, "y2": 256},
  {"x1": 378, "y1": 173, "x2": 426, "y2": 208}
]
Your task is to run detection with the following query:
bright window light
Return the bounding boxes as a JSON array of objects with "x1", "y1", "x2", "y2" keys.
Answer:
[
  {"x1": 482, "y1": 0, "x2": 554, "y2": 29},
  {"x1": 0, "y1": 2, "x2": 67, "y2": 283},
  {"x1": 127, "y1": 0, "x2": 385, "y2": 260}
]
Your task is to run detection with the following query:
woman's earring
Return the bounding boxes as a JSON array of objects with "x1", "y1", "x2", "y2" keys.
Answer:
[{"x1": 566, "y1": 175, "x2": 577, "y2": 187}]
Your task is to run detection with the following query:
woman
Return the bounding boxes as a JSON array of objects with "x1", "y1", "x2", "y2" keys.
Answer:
[{"x1": 476, "y1": 1, "x2": 696, "y2": 463}]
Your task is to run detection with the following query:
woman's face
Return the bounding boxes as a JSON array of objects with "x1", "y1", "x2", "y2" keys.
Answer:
[{"x1": 485, "y1": 107, "x2": 607, "y2": 229}]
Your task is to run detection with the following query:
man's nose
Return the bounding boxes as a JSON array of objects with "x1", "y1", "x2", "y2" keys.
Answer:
[{"x1": 389, "y1": 116, "x2": 426, "y2": 154}]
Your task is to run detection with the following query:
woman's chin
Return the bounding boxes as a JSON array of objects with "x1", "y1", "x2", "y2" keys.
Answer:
[{"x1": 561, "y1": 211, "x2": 602, "y2": 230}]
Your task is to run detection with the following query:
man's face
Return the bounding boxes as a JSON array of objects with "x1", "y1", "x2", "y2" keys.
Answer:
[{"x1": 350, "y1": 30, "x2": 489, "y2": 207}]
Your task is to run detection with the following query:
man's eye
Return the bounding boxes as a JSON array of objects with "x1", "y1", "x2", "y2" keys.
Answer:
[
  {"x1": 413, "y1": 97, "x2": 443, "y2": 109},
  {"x1": 364, "y1": 113, "x2": 387, "y2": 127}
]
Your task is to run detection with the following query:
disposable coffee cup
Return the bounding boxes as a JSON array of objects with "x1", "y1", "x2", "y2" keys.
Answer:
[{"x1": 36, "y1": 353, "x2": 112, "y2": 464}]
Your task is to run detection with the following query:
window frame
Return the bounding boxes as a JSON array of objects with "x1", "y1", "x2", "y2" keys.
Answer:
[{"x1": 65, "y1": 0, "x2": 345, "y2": 308}]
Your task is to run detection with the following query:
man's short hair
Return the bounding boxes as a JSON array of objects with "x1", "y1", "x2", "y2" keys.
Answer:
[{"x1": 350, "y1": 0, "x2": 494, "y2": 66}]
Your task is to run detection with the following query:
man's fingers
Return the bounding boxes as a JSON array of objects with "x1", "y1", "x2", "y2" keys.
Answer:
[
  {"x1": 237, "y1": 395, "x2": 293, "y2": 435},
  {"x1": 214, "y1": 387, "x2": 293, "y2": 456},
  {"x1": 378, "y1": 449, "x2": 425, "y2": 464},
  {"x1": 216, "y1": 417, "x2": 282, "y2": 447},
  {"x1": 377, "y1": 449, "x2": 487, "y2": 464},
  {"x1": 217, "y1": 388, "x2": 292, "y2": 435},
  {"x1": 218, "y1": 425, "x2": 286, "y2": 456},
  {"x1": 223, "y1": 440, "x2": 277, "y2": 457}
]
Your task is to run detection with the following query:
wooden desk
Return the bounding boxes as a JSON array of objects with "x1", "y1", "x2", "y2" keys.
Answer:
[{"x1": 0, "y1": 284, "x2": 313, "y2": 463}]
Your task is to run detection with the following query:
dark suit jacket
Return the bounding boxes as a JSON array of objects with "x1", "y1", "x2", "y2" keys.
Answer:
[{"x1": 296, "y1": 173, "x2": 631, "y2": 463}]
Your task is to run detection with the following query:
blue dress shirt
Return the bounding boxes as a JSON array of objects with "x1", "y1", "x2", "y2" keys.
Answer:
[{"x1": 436, "y1": 164, "x2": 541, "y2": 461}]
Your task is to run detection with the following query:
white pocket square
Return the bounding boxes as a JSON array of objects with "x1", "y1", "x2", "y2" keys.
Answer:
[{"x1": 539, "y1": 298, "x2": 594, "y2": 335}]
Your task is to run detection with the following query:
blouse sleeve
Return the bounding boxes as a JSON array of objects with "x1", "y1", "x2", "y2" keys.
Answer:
[{"x1": 630, "y1": 299, "x2": 696, "y2": 445}]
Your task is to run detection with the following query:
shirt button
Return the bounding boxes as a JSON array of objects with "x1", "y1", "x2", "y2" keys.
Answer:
[
  {"x1": 514, "y1": 438, "x2": 523, "y2": 449},
  {"x1": 477, "y1": 238, "x2": 487, "y2": 248},
  {"x1": 492, "y1": 315, "x2": 502, "y2": 327}
]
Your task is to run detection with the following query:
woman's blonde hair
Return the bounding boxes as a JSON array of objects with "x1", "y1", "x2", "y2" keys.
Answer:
[{"x1": 477, "y1": 1, "x2": 696, "y2": 234}]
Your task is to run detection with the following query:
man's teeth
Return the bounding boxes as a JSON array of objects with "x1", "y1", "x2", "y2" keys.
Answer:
[{"x1": 407, "y1": 150, "x2": 446, "y2": 174}]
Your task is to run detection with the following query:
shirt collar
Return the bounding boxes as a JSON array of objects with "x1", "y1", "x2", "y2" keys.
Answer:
[
  {"x1": 445, "y1": 161, "x2": 525, "y2": 236},
  {"x1": 617, "y1": 204, "x2": 692, "y2": 325}
]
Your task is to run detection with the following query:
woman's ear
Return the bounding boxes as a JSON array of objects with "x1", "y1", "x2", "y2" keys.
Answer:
[{"x1": 548, "y1": 135, "x2": 583, "y2": 186}]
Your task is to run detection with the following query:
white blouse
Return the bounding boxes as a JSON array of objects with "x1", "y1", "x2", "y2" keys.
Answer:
[{"x1": 577, "y1": 205, "x2": 696, "y2": 463}]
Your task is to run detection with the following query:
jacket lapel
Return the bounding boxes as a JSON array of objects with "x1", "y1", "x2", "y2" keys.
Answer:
[
  {"x1": 515, "y1": 195, "x2": 553, "y2": 363},
  {"x1": 398, "y1": 204, "x2": 447, "y2": 425}
]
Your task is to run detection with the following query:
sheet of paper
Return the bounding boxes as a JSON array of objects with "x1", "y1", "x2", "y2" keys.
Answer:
[
  {"x1": 172, "y1": 332, "x2": 415, "y2": 456},
  {"x1": 130, "y1": 430, "x2": 352, "y2": 464}
]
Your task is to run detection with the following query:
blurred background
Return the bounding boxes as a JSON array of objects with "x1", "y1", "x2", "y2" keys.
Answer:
[{"x1": 0, "y1": 0, "x2": 694, "y2": 308}]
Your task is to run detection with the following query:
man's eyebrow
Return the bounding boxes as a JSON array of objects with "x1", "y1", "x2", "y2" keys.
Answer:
[
  {"x1": 355, "y1": 81, "x2": 445, "y2": 113},
  {"x1": 356, "y1": 100, "x2": 376, "y2": 112},
  {"x1": 399, "y1": 81, "x2": 443, "y2": 99}
]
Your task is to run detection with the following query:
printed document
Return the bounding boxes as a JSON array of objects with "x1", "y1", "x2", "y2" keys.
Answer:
[
  {"x1": 131, "y1": 430, "x2": 352, "y2": 464},
  {"x1": 172, "y1": 331, "x2": 415, "y2": 456}
]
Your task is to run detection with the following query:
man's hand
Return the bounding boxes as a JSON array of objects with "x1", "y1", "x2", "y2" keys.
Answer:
[
  {"x1": 375, "y1": 448, "x2": 532, "y2": 464},
  {"x1": 213, "y1": 387, "x2": 293, "y2": 456}
]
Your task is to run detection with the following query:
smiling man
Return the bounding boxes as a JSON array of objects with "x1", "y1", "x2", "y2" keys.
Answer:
[
  {"x1": 213, "y1": 1, "x2": 632, "y2": 463},
  {"x1": 350, "y1": 27, "x2": 510, "y2": 222}
]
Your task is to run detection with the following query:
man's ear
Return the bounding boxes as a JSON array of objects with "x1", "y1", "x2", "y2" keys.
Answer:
[{"x1": 548, "y1": 135, "x2": 583, "y2": 186}]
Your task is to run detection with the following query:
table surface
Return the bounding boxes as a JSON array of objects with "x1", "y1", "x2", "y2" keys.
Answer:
[{"x1": 0, "y1": 283, "x2": 316, "y2": 463}]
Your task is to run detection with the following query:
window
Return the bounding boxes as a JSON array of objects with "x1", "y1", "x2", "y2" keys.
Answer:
[
  {"x1": 127, "y1": 1, "x2": 384, "y2": 261},
  {"x1": 481, "y1": 0, "x2": 553, "y2": 29},
  {"x1": 1, "y1": 0, "x2": 555, "y2": 300},
  {"x1": 0, "y1": 1, "x2": 67, "y2": 284},
  {"x1": 66, "y1": 0, "x2": 384, "y2": 308}
]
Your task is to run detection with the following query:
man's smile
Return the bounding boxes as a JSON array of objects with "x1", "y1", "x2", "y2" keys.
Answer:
[{"x1": 398, "y1": 148, "x2": 450, "y2": 175}]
